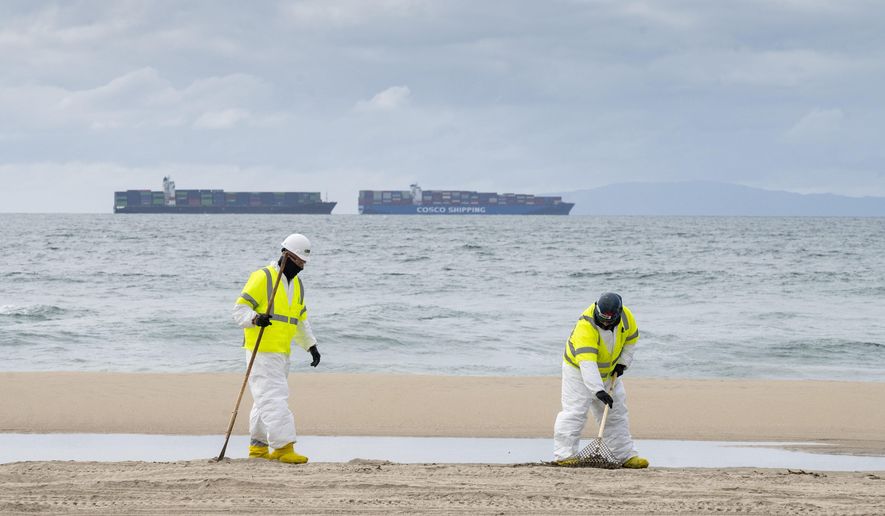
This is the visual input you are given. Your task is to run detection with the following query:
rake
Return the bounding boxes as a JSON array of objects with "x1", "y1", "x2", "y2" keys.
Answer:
[{"x1": 561, "y1": 372, "x2": 622, "y2": 469}]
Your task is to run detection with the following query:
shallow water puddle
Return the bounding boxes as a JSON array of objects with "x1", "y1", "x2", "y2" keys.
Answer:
[{"x1": 1, "y1": 434, "x2": 883, "y2": 471}]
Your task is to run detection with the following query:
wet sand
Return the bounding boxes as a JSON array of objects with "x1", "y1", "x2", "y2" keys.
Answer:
[{"x1": 1, "y1": 372, "x2": 884, "y2": 454}]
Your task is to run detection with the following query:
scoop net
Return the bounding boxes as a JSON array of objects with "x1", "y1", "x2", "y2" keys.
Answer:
[
  {"x1": 556, "y1": 374, "x2": 623, "y2": 469},
  {"x1": 560, "y1": 438, "x2": 622, "y2": 469}
]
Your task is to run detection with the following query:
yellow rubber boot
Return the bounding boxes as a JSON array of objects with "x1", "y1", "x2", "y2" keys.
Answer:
[
  {"x1": 268, "y1": 443, "x2": 308, "y2": 464},
  {"x1": 622, "y1": 456, "x2": 649, "y2": 469},
  {"x1": 555, "y1": 457, "x2": 579, "y2": 467},
  {"x1": 248, "y1": 444, "x2": 270, "y2": 459}
]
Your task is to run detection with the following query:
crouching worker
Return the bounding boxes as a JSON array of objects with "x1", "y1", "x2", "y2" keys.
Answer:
[
  {"x1": 232, "y1": 233, "x2": 322, "y2": 464},
  {"x1": 553, "y1": 292, "x2": 649, "y2": 468}
]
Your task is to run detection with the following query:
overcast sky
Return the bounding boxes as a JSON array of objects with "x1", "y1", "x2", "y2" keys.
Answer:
[{"x1": 1, "y1": 0, "x2": 883, "y2": 213}]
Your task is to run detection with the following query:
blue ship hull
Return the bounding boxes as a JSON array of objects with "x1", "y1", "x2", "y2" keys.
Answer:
[{"x1": 360, "y1": 203, "x2": 573, "y2": 215}]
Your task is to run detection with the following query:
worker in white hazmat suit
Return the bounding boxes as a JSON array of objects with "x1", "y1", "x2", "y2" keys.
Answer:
[
  {"x1": 232, "y1": 233, "x2": 321, "y2": 464},
  {"x1": 553, "y1": 292, "x2": 649, "y2": 468}
]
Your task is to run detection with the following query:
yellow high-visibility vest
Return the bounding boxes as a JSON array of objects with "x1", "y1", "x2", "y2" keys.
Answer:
[
  {"x1": 563, "y1": 304, "x2": 639, "y2": 380},
  {"x1": 236, "y1": 265, "x2": 307, "y2": 354}
]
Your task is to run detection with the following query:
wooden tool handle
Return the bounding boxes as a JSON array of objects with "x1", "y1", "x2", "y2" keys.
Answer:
[{"x1": 597, "y1": 373, "x2": 619, "y2": 438}]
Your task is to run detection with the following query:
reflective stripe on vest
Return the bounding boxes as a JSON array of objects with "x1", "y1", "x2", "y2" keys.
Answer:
[
  {"x1": 568, "y1": 339, "x2": 598, "y2": 357},
  {"x1": 262, "y1": 267, "x2": 273, "y2": 307},
  {"x1": 240, "y1": 292, "x2": 259, "y2": 309},
  {"x1": 563, "y1": 350, "x2": 578, "y2": 368},
  {"x1": 270, "y1": 313, "x2": 300, "y2": 325}
]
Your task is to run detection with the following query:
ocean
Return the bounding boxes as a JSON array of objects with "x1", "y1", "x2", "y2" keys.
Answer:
[{"x1": 1, "y1": 214, "x2": 883, "y2": 381}]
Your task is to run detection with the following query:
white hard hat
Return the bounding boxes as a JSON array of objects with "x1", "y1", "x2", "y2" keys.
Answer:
[{"x1": 281, "y1": 233, "x2": 311, "y2": 262}]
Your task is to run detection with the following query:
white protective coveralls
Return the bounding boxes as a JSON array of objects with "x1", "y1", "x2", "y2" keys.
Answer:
[
  {"x1": 232, "y1": 261, "x2": 317, "y2": 449},
  {"x1": 553, "y1": 323, "x2": 638, "y2": 462}
]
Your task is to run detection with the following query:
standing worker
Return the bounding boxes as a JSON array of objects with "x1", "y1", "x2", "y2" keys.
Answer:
[
  {"x1": 553, "y1": 292, "x2": 649, "y2": 468},
  {"x1": 232, "y1": 233, "x2": 322, "y2": 464}
]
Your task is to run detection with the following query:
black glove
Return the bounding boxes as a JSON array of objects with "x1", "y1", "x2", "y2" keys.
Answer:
[
  {"x1": 595, "y1": 390, "x2": 614, "y2": 408},
  {"x1": 254, "y1": 313, "x2": 272, "y2": 327},
  {"x1": 613, "y1": 364, "x2": 627, "y2": 377},
  {"x1": 308, "y1": 346, "x2": 321, "y2": 367}
]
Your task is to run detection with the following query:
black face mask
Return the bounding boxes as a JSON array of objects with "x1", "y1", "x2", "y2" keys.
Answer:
[
  {"x1": 594, "y1": 312, "x2": 621, "y2": 331},
  {"x1": 280, "y1": 258, "x2": 303, "y2": 279}
]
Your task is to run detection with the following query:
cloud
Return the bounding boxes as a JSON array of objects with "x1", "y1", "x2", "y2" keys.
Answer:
[
  {"x1": 719, "y1": 51, "x2": 865, "y2": 88},
  {"x1": 193, "y1": 109, "x2": 252, "y2": 129},
  {"x1": 648, "y1": 49, "x2": 867, "y2": 90},
  {"x1": 355, "y1": 86, "x2": 412, "y2": 111},
  {"x1": 785, "y1": 108, "x2": 846, "y2": 142},
  {"x1": 280, "y1": 0, "x2": 432, "y2": 28},
  {"x1": 2, "y1": 0, "x2": 885, "y2": 207},
  {"x1": 615, "y1": 1, "x2": 698, "y2": 29},
  {"x1": 763, "y1": 0, "x2": 857, "y2": 13},
  {"x1": 0, "y1": 67, "x2": 277, "y2": 130}
]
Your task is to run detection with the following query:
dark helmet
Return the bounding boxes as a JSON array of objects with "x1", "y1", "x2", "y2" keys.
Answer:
[{"x1": 593, "y1": 292, "x2": 623, "y2": 329}]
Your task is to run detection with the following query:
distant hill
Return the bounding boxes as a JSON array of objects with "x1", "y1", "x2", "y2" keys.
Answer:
[{"x1": 555, "y1": 181, "x2": 885, "y2": 216}]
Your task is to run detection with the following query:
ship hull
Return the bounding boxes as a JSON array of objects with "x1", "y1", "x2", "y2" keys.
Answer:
[
  {"x1": 114, "y1": 203, "x2": 337, "y2": 214},
  {"x1": 359, "y1": 203, "x2": 573, "y2": 215}
]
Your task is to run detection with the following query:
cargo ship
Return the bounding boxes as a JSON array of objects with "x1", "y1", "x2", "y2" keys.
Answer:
[
  {"x1": 114, "y1": 177, "x2": 336, "y2": 214},
  {"x1": 359, "y1": 184, "x2": 574, "y2": 215}
]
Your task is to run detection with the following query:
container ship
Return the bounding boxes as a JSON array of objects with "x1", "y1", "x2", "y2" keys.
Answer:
[
  {"x1": 359, "y1": 184, "x2": 574, "y2": 215},
  {"x1": 114, "y1": 177, "x2": 336, "y2": 214}
]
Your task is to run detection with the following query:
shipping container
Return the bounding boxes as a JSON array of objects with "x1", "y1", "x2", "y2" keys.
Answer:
[
  {"x1": 354, "y1": 186, "x2": 571, "y2": 215},
  {"x1": 114, "y1": 179, "x2": 336, "y2": 214}
]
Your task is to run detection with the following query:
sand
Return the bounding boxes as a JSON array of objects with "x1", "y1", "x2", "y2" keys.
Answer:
[
  {"x1": 2, "y1": 372, "x2": 884, "y2": 453},
  {"x1": 2, "y1": 372, "x2": 884, "y2": 514},
  {"x1": 1, "y1": 460, "x2": 883, "y2": 514}
]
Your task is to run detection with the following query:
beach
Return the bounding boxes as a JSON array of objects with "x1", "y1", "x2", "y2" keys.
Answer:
[
  {"x1": 2, "y1": 373, "x2": 884, "y2": 451},
  {"x1": 2, "y1": 460, "x2": 884, "y2": 515},
  {"x1": 2, "y1": 373, "x2": 884, "y2": 514}
]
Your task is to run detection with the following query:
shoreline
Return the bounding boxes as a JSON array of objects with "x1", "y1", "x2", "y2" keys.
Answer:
[{"x1": 2, "y1": 372, "x2": 884, "y2": 455}]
